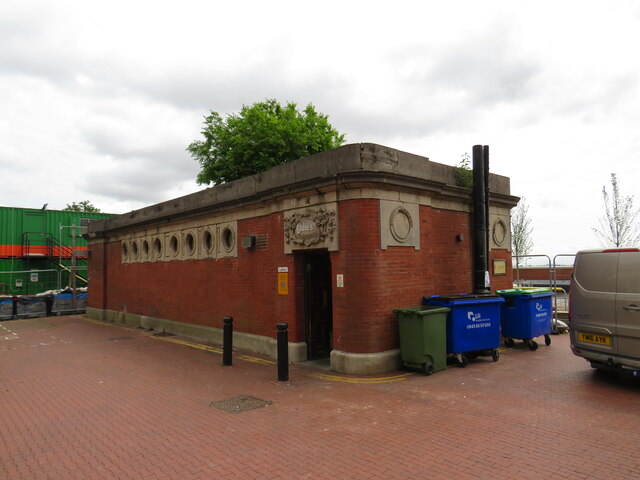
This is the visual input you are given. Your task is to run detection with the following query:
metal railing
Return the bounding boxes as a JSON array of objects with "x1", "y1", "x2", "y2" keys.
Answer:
[
  {"x1": 0, "y1": 267, "x2": 87, "y2": 295},
  {"x1": 21, "y1": 232, "x2": 87, "y2": 260},
  {"x1": 513, "y1": 254, "x2": 576, "y2": 332}
]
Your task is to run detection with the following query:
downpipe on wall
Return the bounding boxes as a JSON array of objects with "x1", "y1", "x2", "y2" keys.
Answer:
[{"x1": 472, "y1": 145, "x2": 490, "y2": 295}]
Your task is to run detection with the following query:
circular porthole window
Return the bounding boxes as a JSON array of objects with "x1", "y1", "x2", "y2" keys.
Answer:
[
  {"x1": 185, "y1": 232, "x2": 195, "y2": 255},
  {"x1": 142, "y1": 239, "x2": 150, "y2": 259},
  {"x1": 153, "y1": 237, "x2": 163, "y2": 258},
  {"x1": 221, "y1": 226, "x2": 235, "y2": 252},
  {"x1": 169, "y1": 234, "x2": 179, "y2": 256},
  {"x1": 131, "y1": 240, "x2": 139, "y2": 260},
  {"x1": 203, "y1": 229, "x2": 214, "y2": 254},
  {"x1": 121, "y1": 242, "x2": 129, "y2": 261}
]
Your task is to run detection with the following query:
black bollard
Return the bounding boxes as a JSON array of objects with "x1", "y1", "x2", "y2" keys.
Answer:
[
  {"x1": 277, "y1": 323, "x2": 289, "y2": 381},
  {"x1": 223, "y1": 316, "x2": 233, "y2": 366}
]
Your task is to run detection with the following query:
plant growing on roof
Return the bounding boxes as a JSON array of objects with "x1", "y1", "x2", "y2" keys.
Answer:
[{"x1": 454, "y1": 152, "x2": 473, "y2": 189}]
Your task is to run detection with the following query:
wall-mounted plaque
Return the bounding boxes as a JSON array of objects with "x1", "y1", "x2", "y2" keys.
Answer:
[{"x1": 493, "y1": 259, "x2": 507, "y2": 276}]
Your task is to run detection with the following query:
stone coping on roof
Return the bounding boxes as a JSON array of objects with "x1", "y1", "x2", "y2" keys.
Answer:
[{"x1": 88, "y1": 143, "x2": 517, "y2": 236}]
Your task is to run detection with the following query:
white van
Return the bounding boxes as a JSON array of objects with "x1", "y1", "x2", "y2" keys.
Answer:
[{"x1": 570, "y1": 248, "x2": 640, "y2": 374}]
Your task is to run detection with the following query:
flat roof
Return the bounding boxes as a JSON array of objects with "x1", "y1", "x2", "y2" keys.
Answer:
[{"x1": 89, "y1": 143, "x2": 518, "y2": 235}]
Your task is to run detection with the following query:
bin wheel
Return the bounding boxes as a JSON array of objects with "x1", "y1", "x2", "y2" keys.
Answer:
[
  {"x1": 544, "y1": 334, "x2": 551, "y2": 346},
  {"x1": 454, "y1": 355, "x2": 468, "y2": 368},
  {"x1": 504, "y1": 337, "x2": 514, "y2": 348},
  {"x1": 527, "y1": 340, "x2": 538, "y2": 351},
  {"x1": 423, "y1": 362, "x2": 434, "y2": 376},
  {"x1": 491, "y1": 349, "x2": 500, "y2": 362}
]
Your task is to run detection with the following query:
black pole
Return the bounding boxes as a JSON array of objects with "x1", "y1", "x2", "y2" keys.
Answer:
[
  {"x1": 483, "y1": 145, "x2": 491, "y2": 261},
  {"x1": 472, "y1": 145, "x2": 490, "y2": 294},
  {"x1": 223, "y1": 316, "x2": 233, "y2": 366},
  {"x1": 277, "y1": 323, "x2": 289, "y2": 381}
]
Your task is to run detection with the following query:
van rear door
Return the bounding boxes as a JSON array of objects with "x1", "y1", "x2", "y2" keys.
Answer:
[
  {"x1": 571, "y1": 251, "x2": 618, "y2": 353},
  {"x1": 615, "y1": 251, "x2": 640, "y2": 359}
]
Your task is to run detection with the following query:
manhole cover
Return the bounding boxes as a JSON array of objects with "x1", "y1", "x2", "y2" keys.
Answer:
[
  {"x1": 210, "y1": 395, "x2": 272, "y2": 414},
  {"x1": 107, "y1": 336, "x2": 132, "y2": 342}
]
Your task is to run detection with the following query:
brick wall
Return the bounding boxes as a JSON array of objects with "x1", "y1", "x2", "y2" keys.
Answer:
[
  {"x1": 91, "y1": 213, "x2": 303, "y2": 340},
  {"x1": 490, "y1": 249, "x2": 513, "y2": 292},
  {"x1": 329, "y1": 200, "x2": 511, "y2": 354},
  {"x1": 331, "y1": 201, "x2": 461, "y2": 353},
  {"x1": 87, "y1": 241, "x2": 107, "y2": 310},
  {"x1": 89, "y1": 198, "x2": 513, "y2": 355}
]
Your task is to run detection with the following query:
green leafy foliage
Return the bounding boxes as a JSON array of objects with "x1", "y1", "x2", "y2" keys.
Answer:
[
  {"x1": 454, "y1": 152, "x2": 473, "y2": 189},
  {"x1": 63, "y1": 200, "x2": 101, "y2": 213},
  {"x1": 187, "y1": 99, "x2": 346, "y2": 185}
]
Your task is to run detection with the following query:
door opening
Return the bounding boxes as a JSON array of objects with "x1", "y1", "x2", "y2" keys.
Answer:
[{"x1": 303, "y1": 250, "x2": 333, "y2": 360}]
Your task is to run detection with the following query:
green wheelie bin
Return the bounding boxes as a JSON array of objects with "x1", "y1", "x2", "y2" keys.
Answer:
[{"x1": 394, "y1": 306, "x2": 450, "y2": 375}]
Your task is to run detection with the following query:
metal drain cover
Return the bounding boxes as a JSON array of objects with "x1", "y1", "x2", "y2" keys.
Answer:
[{"x1": 210, "y1": 395, "x2": 271, "y2": 414}]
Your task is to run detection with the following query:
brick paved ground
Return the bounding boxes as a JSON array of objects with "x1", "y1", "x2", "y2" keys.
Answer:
[{"x1": 1, "y1": 316, "x2": 639, "y2": 480}]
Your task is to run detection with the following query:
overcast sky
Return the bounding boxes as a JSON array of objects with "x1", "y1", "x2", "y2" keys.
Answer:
[{"x1": 1, "y1": 0, "x2": 638, "y2": 262}]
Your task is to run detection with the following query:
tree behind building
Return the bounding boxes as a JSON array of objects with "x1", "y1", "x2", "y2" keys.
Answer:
[
  {"x1": 187, "y1": 99, "x2": 346, "y2": 185},
  {"x1": 63, "y1": 200, "x2": 101, "y2": 213},
  {"x1": 592, "y1": 173, "x2": 640, "y2": 247},
  {"x1": 511, "y1": 197, "x2": 534, "y2": 271}
]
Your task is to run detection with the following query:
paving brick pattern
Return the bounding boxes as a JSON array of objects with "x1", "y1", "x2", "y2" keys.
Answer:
[{"x1": 2, "y1": 316, "x2": 640, "y2": 479}]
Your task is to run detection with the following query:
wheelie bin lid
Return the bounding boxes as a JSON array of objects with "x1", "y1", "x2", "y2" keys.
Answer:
[
  {"x1": 394, "y1": 306, "x2": 451, "y2": 316},
  {"x1": 497, "y1": 288, "x2": 552, "y2": 296},
  {"x1": 422, "y1": 294, "x2": 504, "y2": 306}
]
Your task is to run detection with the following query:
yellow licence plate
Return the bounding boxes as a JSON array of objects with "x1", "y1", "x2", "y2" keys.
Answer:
[{"x1": 578, "y1": 332, "x2": 612, "y2": 346}]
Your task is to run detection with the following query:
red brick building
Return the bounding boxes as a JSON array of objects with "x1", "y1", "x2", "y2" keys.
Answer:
[{"x1": 86, "y1": 144, "x2": 519, "y2": 373}]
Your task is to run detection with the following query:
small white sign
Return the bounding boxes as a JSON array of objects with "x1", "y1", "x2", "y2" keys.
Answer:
[
  {"x1": 484, "y1": 271, "x2": 490, "y2": 288},
  {"x1": 278, "y1": 267, "x2": 288, "y2": 273},
  {"x1": 30, "y1": 273, "x2": 39, "y2": 282},
  {"x1": 336, "y1": 274, "x2": 344, "y2": 288}
]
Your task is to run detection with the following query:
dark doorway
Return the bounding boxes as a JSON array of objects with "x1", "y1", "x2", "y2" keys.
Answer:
[{"x1": 303, "y1": 250, "x2": 333, "y2": 360}]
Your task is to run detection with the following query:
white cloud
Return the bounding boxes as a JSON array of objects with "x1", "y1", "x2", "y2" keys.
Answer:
[{"x1": 1, "y1": 0, "x2": 639, "y2": 257}]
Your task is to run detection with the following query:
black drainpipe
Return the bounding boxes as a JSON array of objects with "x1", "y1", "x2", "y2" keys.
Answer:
[
  {"x1": 472, "y1": 145, "x2": 490, "y2": 294},
  {"x1": 484, "y1": 145, "x2": 490, "y2": 260}
]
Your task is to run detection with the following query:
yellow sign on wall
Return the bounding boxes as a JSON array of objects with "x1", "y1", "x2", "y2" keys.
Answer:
[
  {"x1": 278, "y1": 272, "x2": 289, "y2": 295},
  {"x1": 493, "y1": 259, "x2": 506, "y2": 276}
]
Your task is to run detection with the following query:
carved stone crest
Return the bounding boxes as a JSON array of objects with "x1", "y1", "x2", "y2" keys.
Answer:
[
  {"x1": 389, "y1": 206, "x2": 413, "y2": 243},
  {"x1": 491, "y1": 217, "x2": 508, "y2": 248},
  {"x1": 491, "y1": 218, "x2": 511, "y2": 248},
  {"x1": 284, "y1": 208, "x2": 336, "y2": 248}
]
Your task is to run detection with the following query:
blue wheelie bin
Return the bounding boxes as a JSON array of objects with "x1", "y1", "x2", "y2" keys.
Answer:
[
  {"x1": 423, "y1": 294, "x2": 504, "y2": 367},
  {"x1": 497, "y1": 288, "x2": 554, "y2": 351}
]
